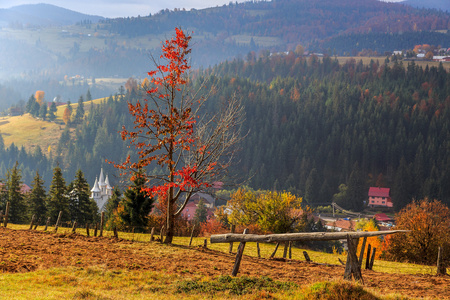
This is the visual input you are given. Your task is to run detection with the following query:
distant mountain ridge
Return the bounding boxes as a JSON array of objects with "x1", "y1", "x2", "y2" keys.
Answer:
[
  {"x1": 401, "y1": 0, "x2": 449, "y2": 11},
  {"x1": 0, "y1": 3, "x2": 105, "y2": 27}
]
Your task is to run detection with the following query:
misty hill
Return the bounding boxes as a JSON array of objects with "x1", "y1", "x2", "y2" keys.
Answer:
[
  {"x1": 107, "y1": 0, "x2": 450, "y2": 46},
  {"x1": 0, "y1": 4, "x2": 104, "y2": 27},
  {"x1": 0, "y1": 0, "x2": 449, "y2": 110},
  {"x1": 401, "y1": 0, "x2": 450, "y2": 12}
]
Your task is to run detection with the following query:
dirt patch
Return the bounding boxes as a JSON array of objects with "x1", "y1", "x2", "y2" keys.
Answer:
[{"x1": 0, "y1": 227, "x2": 449, "y2": 299}]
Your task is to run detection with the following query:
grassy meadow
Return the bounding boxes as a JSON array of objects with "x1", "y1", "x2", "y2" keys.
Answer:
[
  {"x1": 0, "y1": 224, "x2": 436, "y2": 299},
  {"x1": 0, "y1": 97, "x2": 108, "y2": 155}
]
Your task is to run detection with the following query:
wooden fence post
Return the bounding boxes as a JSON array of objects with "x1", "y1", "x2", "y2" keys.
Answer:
[
  {"x1": 54, "y1": 211, "x2": 62, "y2": 233},
  {"x1": 29, "y1": 215, "x2": 36, "y2": 230},
  {"x1": 283, "y1": 241, "x2": 289, "y2": 259},
  {"x1": 229, "y1": 224, "x2": 235, "y2": 253},
  {"x1": 369, "y1": 247, "x2": 376, "y2": 270},
  {"x1": 257, "y1": 242, "x2": 261, "y2": 258},
  {"x1": 358, "y1": 236, "x2": 367, "y2": 268},
  {"x1": 3, "y1": 201, "x2": 10, "y2": 227},
  {"x1": 44, "y1": 217, "x2": 51, "y2": 231},
  {"x1": 189, "y1": 225, "x2": 195, "y2": 246},
  {"x1": 71, "y1": 221, "x2": 77, "y2": 233},
  {"x1": 150, "y1": 227, "x2": 155, "y2": 242},
  {"x1": 203, "y1": 239, "x2": 208, "y2": 248},
  {"x1": 365, "y1": 244, "x2": 372, "y2": 270},
  {"x1": 344, "y1": 236, "x2": 363, "y2": 282},
  {"x1": 231, "y1": 228, "x2": 249, "y2": 277},
  {"x1": 270, "y1": 243, "x2": 280, "y2": 258},
  {"x1": 33, "y1": 218, "x2": 41, "y2": 230},
  {"x1": 437, "y1": 246, "x2": 447, "y2": 275},
  {"x1": 289, "y1": 241, "x2": 292, "y2": 259},
  {"x1": 99, "y1": 212, "x2": 104, "y2": 237},
  {"x1": 86, "y1": 223, "x2": 90, "y2": 237},
  {"x1": 303, "y1": 251, "x2": 311, "y2": 262},
  {"x1": 160, "y1": 225, "x2": 165, "y2": 243}
]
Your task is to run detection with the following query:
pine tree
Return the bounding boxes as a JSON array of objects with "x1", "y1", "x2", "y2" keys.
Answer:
[
  {"x1": 86, "y1": 89, "x2": 92, "y2": 102},
  {"x1": 47, "y1": 163, "x2": 69, "y2": 223},
  {"x1": 75, "y1": 96, "x2": 85, "y2": 123},
  {"x1": 119, "y1": 170, "x2": 154, "y2": 232},
  {"x1": 193, "y1": 199, "x2": 208, "y2": 225},
  {"x1": 105, "y1": 187, "x2": 121, "y2": 220},
  {"x1": 346, "y1": 163, "x2": 366, "y2": 212},
  {"x1": 4, "y1": 162, "x2": 27, "y2": 224},
  {"x1": 26, "y1": 170, "x2": 47, "y2": 219},
  {"x1": 48, "y1": 102, "x2": 57, "y2": 121},
  {"x1": 68, "y1": 169, "x2": 96, "y2": 223},
  {"x1": 39, "y1": 102, "x2": 47, "y2": 120}
]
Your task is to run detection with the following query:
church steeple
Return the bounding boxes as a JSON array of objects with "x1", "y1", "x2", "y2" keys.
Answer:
[{"x1": 90, "y1": 169, "x2": 113, "y2": 212}]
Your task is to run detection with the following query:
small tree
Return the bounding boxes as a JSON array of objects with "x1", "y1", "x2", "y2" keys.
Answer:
[
  {"x1": 75, "y1": 96, "x2": 85, "y2": 123},
  {"x1": 385, "y1": 199, "x2": 450, "y2": 265},
  {"x1": 227, "y1": 188, "x2": 304, "y2": 234},
  {"x1": 114, "y1": 28, "x2": 244, "y2": 243},
  {"x1": 105, "y1": 187, "x2": 122, "y2": 229},
  {"x1": 68, "y1": 169, "x2": 97, "y2": 223},
  {"x1": 4, "y1": 162, "x2": 27, "y2": 224},
  {"x1": 47, "y1": 163, "x2": 70, "y2": 223},
  {"x1": 35, "y1": 90, "x2": 45, "y2": 105},
  {"x1": 39, "y1": 102, "x2": 48, "y2": 120},
  {"x1": 117, "y1": 170, "x2": 154, "y2": 232},
  {"x1": 62, "y1": 107, "x2": 72, "y2": 125},
  {"x1": 193, "y1": 199, "x2": 208, "y2": 225},
  {"x1": 26, "y1": 170, "x2": 47, "y2": 219},
  {"x1": 48, "y1": 102, "x2": 57, "y2": 121}
]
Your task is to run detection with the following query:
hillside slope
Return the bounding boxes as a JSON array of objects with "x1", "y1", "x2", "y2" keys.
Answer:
[{"x1": 0, "y1": 3, "x2": 104, "y2": 27}]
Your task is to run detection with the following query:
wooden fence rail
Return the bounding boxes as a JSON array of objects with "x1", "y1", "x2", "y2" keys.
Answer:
[{"x1": 210, "y1": 230, "x2": 410, "y2": 244}]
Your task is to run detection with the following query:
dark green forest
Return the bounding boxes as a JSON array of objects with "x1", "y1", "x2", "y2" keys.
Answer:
[
  {"x1": 1, "y1": 52, "x2": 450, "y2": 212},
  {"x1": 201, "y1": 54, "x2": 450, "y2": 211}
]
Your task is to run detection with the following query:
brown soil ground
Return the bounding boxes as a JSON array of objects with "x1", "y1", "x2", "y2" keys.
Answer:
[{"x1": 0, "y1": 227, "x2": 449, "y2": 299}]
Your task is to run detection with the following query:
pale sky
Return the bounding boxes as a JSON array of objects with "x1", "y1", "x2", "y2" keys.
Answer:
[{"x1": 0, "y1": 0, "x2": 250, "y2": 18}]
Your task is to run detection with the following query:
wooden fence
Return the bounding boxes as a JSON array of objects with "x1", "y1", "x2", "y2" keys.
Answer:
[
  {"x1": 1, "y1": 201, "x2": 447, "y2": 279},
  {"x1": 210, "y1": 229, "x2": 411, "y2": 281}
]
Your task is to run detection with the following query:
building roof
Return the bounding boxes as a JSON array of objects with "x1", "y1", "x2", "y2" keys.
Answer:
[
  {"x1": 98, "y1": 168, "x2": 105, "y2": 187},
  {"x1": 90, "y1": 177, "x2": 101, "y2": 193},
  {"x1": 326, "y1": 219, "x2": 356, "y2": 231},
  {"x1": 368, "y1": 187, "x2": 390, "y2": 198},
  {"x1": 105, "y1": 175, "x2": 112, "y2": 189},
  {"x1": 374, "y1": 213, "x2": 392, "y2": 222}
]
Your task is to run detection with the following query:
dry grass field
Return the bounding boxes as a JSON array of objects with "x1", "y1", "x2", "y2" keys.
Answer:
[
  {"x1": 0, "y1": 225, "x2": 448, "y2": 299},
  {"x1": 0, "y1": 97, "x2": 108, "y2": 155}
]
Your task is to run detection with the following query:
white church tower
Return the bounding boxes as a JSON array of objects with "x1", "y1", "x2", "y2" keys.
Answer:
[{"x1": 90, "y1": 168, "x2": 113, "y2": 211}]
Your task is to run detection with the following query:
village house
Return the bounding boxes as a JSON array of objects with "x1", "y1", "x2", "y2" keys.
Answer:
[
  {"x1": 368, "y1": 187, "x2": 393, "y2": 208},
  {"x1": 181, "y1": 192, "x2": 216, "y2": 221}
]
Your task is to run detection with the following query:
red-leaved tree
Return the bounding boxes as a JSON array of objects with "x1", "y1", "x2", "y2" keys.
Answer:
[{"x1": 114, "y1": 28, "x2": 244, "y2": 243}]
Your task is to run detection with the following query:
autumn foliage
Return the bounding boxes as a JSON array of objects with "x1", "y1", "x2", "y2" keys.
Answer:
[
  {"x1": 384, "y1": 199, "x2": 450, "y2": 265},
  {"x1": 113, "y1": 28, "x2": 243, "y2": 243},
  {"x1": 35, "y1": 90, "x2": 45, "y2": 105}
]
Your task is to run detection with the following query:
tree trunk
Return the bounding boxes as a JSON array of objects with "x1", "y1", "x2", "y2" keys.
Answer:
[{"x1": 164, "y1": 198, "x2": 175, "y2": 244}]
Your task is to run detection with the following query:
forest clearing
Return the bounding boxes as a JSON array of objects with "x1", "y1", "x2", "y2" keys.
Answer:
[{"x1": 0, "y1": 226, "x2": 449, "y2": 299}]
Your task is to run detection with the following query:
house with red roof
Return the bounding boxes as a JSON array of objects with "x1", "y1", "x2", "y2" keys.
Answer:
[{"x1": 368, "y1": 187, "x2": 393, "y2": 208}]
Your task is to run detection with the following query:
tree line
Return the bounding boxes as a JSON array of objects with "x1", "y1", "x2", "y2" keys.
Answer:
[
  {"x1": 0, "y1": 162, "x2": 97, "y2": 225},
  {"x1": 2, "y1": 51, "x2": 450, "y2": 213},
  {"x1": 199, "y1": 52, "x2": 450, "y2": 211}
]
